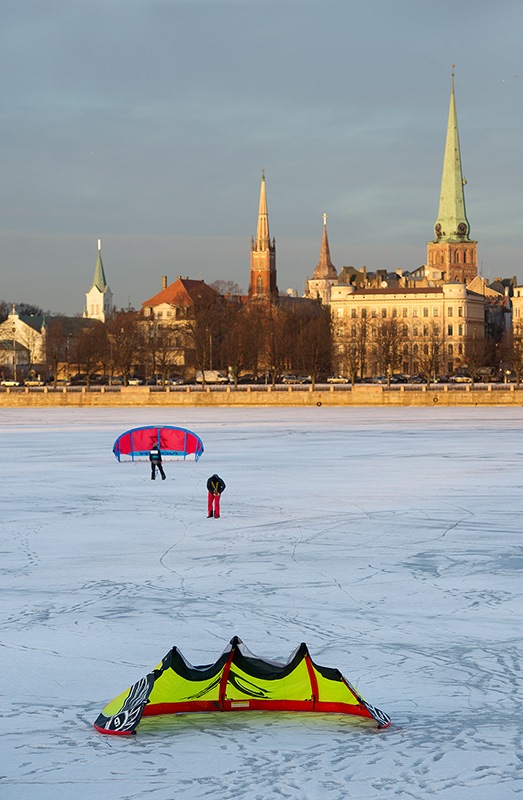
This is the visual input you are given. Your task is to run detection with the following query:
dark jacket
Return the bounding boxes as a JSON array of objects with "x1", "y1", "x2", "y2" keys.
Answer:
[
  {"x1": 207, "y1": 474, "x2": 225, "y2": 495},
  {"x1": 149, "y1": 446, "x2": 162, "y2": 463}
]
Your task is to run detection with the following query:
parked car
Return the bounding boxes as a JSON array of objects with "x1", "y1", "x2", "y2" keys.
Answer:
[
  {"x1": 128, "y1": 376, "x2": 144, "y2": 386},
  {"x1": 327, "y1": 376, "x2": 349, "y2": 384},
  {"x1": 1, "y1": 378, "x2": 21, "y2": 386},
  {"x1": 195, "y1": 370, "x2": 229, "y2": 384},
  {"x1": 449, "y1": 374, "x2": 472, "y2": 383},
  {"x1": 281, "y1": 374, "x2": 299, "y2": 384}
]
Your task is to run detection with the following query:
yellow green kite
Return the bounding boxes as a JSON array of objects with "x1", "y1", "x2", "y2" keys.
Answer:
[{"x1": 94, "y1": 636, "x2": 390, "y2": 735}]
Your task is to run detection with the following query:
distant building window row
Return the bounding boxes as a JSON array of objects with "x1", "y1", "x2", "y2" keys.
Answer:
[{"x1": 336, "y1": 306, "x2": 464, "y2": 319}]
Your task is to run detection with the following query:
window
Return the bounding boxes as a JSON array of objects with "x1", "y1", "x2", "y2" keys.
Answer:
[
  {"x1": 447, "y1": 306, "x2": 454, "y2": 317},
  {"x1": 458, "y1": 307, "x2": 463, "y2": 316},
  {"x1": 402, "y1": 344, "x2": 409, "y2": 354},
  {"x1": 458, "y1": 324, "x2": 463, "y2": 336},
  {"x1": 351, "y1": 324, "x2": 357, "y2": 336},
  {"x1": 371, "y1": 308, "x2": 377, "y2": 318},
  {"x1": 402, "y1": 307, "x2": 408, "y2": 317},
  {"x1": 458, "y1": 343, "x2": 463, "y2": 355},
  {"x1": 257, "y1": 276, "x2": 263, "y2": 293},
  {"x1": 361, "y1": 308, "x2": 367, "y2": 318},
  {"x1": 412, "y1": 308, "x2": 418, "y2": 318},
  {"x1": 413, "y1": 324, "x2": 419, "y2": 336},
  {"x1": 350, "y1": 308, "x2": 357, "y2": 318},
  {"x1": 337, "y1": 308, "x2": 343, "y2": 318},
  {"x1": 392, "y1": 307, "x2": 398, "y2": 317},
  {"x1": 423, "y1": 324, "x2": 429, "y2": 336},
  {"x1": 448, "y1": 344, "x2": 453, "y2": 355},
  {"x1": 413, "y1": 344, "x2": 419, "y2": 355},
  {"x1": 423, "y1": 307, "x2": 429, "y2": 317},
  {"x1": 424, "y1": 344, "x2": 429, "y2": 355},
  {"x1": 433, "y1": 307, "x2": 440, "y2": 317},
  {"x1": 381, "y1": 308, "x2": 387, "y2": 318},
  {"x1": 434, "y1": 325, "x2": 440, "y2": 336},
  {"x1": 448, "y1": 324, "x2": 453, "y2": 336},
  {"x1": 402, "y1": 324, "x2": 408, "y2": 336},
  {"x1": 157, "y1": 310, "x2": 163, "y2": 317}
]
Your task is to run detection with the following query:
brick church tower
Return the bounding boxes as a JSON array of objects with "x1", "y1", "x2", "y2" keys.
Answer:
[
  {"x1": 427, "y1": 73, "x2": 477, "y2": 284},
  {"x1": 249, "y1": 172, "x2": 278, "y2": 298}
]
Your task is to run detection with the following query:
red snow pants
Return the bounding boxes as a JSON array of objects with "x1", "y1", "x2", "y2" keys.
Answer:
[{"x1": 208, "y1": 492, "x2": 221, "y2": 517}]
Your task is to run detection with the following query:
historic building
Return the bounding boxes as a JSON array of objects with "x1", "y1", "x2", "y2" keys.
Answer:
[
  {"x1": 330, "y1": 282, "x2": 485, "y2": 377},
  {"x1": 305, "y1": 214, "x2": 338, "y2": 304},
  {"x1": 328, "y1": 75, "x2": 488, "y2": 378},
  {"x1": 84, "y1": 239, "x2": 113, "y2": 322},
  {"x1": 426, "y1": 73, "x2": 477, "y2": 284},
  {"x1": 249, "y1": 172, "x2": 278, "y2": 299},
  {"x1": 141, "y1": 276, "x2": 221, "y2": 374},
  {"x1": 0, "y1": 306, "x2": 46, "y2": 376}
]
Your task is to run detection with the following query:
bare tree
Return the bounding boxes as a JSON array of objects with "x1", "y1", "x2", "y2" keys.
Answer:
[
  {"x1": 373, "y1": 317, "x2": 405, "y2": 386},
  {"x1": 45, "y1": 318, "x2": 68, "y2": 387},
  {"x1": 417, "y1": 324, "x2": 444, "y2": 386},
  {"x1": 209, "y1": 280, "x2": 243, "y2": 297},
  {"x1": 294, "y1": 303, "x2": 332, "y2": 388},
  {"x1": 182, "y1": 290, "x2": 224, "y2": 387},
  {"x1": 73, "y1": 323, "x2": 106, "y2": 388},
  {"x1": 107, "y1": 311, "x2": 144, "y2": 385},
  {"x1": 221, "y1": 301, "x2": 250, "y2": 388},
  {"x1": 462, "y1": 334, "x2": 489, "y2": 388},
  {"x1": 336, "y1": 316, "x2": 369, "y2": 383}
]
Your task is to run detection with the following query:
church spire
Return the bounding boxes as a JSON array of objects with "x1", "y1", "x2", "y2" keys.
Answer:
[
  {"x1": 427, "y1": 71, "x2": 477, "y2": 284},
  {"x1": 91, "y1": 238, "x2": 108, "y2": 292},
  {"x1": 313, "y1": 213, "x2": 337, "y2": 280},
  {"x1": 249, "y1": 172, "x2": 277, "y2": 298},
  {"x1": 433, "y1": 71, "x2": 471, "y2": 242},
  {"x1": 255, "y1": 170, "x2": 270, "y2": 250}
]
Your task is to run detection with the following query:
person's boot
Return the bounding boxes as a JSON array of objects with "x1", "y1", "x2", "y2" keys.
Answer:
[{"x1": 208, "y1": 510, "x2": 213, "y2": 518}]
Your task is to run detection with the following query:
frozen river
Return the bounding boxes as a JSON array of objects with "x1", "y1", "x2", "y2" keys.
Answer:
[{"x1": 0, "y1": 407, "x2": 521, "y2": 799}]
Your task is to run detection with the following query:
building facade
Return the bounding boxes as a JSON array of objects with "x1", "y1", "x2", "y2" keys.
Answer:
[{"x1": 330, "y1": 283, "x2": 485, "y2": 377}]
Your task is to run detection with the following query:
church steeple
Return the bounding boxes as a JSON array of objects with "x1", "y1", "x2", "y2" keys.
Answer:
[
  {"x1": 91, "y1": 239, "x2": 108, "y2": 292},
  {"x1": 305, "y1": 214, "x2": 338, "y2": 303},
  {"x1": 84, "y1": 238, "x2": 113, "y2": 322},
  {"x1": 433, "y1": 73, "x2": 471, "y2": 242},
  {"x1": 427, "y1": 72, "x2": 477, "y2": 283},
  {"x1": 249, "y1": 172, "x2": 278, "y2": 298},
  {"x1": 313, "y1": 213, "x2": 337, "y2": 280}
]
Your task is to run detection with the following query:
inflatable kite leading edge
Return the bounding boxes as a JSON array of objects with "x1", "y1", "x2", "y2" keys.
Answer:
[
  {"x1": 113, "y1": 425, "x2": 204, "y2": 462},
  {"x1": 94, "y1": 636, "x2": 391, "y2": 735}
]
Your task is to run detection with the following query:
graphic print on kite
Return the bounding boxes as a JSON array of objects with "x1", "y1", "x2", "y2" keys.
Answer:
[{"x1": 94, "y1": 637, "x2": 391, "y2": 735}]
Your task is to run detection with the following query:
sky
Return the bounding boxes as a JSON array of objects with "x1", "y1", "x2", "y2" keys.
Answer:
[{"x1": 1, "y1": 0, "x2": 522, "y2": 315}]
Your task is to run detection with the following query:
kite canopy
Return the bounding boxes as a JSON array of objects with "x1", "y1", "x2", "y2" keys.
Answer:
[
  {"x1": 94, "y1": 636, "x2": 390, "y2": 735},
  {"x1": 113, "y1": 426, "x2": 204, "y2": 462}
]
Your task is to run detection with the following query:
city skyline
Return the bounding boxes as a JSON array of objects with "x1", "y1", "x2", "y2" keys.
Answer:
[{"x1": 1, "y1": 0, "x2": 522, "y2": 315}]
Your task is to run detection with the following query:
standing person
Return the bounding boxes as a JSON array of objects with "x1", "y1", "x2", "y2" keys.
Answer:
[
  {"x1": 149, "y1": 442, "x2": 166, "y2": 480},
  {"x1": 207, "y1": 474, "x2": 225, "y2": 518}
]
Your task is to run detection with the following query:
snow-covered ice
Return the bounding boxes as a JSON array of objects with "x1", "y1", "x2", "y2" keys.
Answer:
[{"x1": 1, "y1": 406, "x2": 522, "y2": 799}]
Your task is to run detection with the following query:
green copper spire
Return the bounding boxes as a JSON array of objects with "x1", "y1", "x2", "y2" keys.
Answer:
[
  {"x1": 91, "y1": 238, "x2": 108, "y2": 292},
  {"x1": 433, "y1": 74, "x2": 471, "y2": 242}
]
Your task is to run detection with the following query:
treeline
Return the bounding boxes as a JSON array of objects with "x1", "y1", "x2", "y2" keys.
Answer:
[{"x1": 44, "y1": 297, "x2": 334, "y2": 389}]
